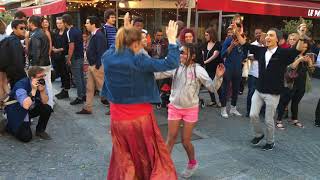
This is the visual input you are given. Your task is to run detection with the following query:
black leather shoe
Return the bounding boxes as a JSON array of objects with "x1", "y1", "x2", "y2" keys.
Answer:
[
  {"x1": 315, "y1": 122, "x2": 320, "y2": 127},
  {"x1": 55, "y1": 90, "x2": 69, "y2": 99},
  {"x1": 251, "y1": 135, "x2": 264, "y2": 145},
  {"x1": 70, "y1": 98, "x2": 84, "y2": 105}
]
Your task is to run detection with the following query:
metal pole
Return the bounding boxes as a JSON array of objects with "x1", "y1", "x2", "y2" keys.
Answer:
[
  {"x1": 218, "y1": 11, "x2": 222, "y2": 41},
  {"x1": 116, "y1": 1, "x2": 119, "y2": 29},
  {"x1": 195, "y1": 10, "x2": 199, "y2": 43},
  {"x1": 186, "y1": 0, "x2": 192, "y2": 28}
]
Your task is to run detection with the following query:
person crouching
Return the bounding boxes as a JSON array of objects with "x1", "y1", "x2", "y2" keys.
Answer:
[{"x1": 5, "y1": 66, "x2": 52, "y2": 142}]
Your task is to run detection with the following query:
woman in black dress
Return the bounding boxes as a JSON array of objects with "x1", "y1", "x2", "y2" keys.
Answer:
[{"x1": 202, "y1": 27, "x2": 222, "y2": 106}]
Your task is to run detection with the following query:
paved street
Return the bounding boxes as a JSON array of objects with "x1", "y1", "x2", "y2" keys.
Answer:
[{"x1": 0, "y1": 78, "x2": 319, "y2": 180}]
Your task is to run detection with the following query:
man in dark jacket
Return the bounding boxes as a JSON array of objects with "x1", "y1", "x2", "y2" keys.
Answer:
[
  {"x1": 76, "y1": 16, "x2": 107, "y2": 114},
  {"x1": 232, "y1": 23, "x2": 306, "y2": 151},
  {"x1": 28, "y1": 15, "x2": 54, "y2": 108},
  {"x1": 0, "y1": 20, "x2": 27, "y2": 88}
]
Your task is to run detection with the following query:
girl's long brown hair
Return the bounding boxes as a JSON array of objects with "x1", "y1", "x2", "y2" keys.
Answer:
[{"x1": 115, "y1": 27, "x2": 142, "y2": 53}]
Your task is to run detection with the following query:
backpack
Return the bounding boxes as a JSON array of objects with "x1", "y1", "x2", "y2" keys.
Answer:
[{"x1": 0, "y1": 37, "x2": 12, "y2": 72}]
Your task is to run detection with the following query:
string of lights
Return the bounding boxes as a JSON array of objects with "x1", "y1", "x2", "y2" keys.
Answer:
[{"x1": 66, "y1": 1, "x2": 114, "y2": 11}]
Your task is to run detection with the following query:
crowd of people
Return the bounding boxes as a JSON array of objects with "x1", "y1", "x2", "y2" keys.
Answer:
[{"x1": 0, "y1": 9, "x2": 320, "y2": 179}]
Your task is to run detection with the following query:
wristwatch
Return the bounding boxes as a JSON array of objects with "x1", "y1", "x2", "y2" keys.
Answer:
[{"x1": 29, "y1": 94, "x2": 35, "y2": 101}]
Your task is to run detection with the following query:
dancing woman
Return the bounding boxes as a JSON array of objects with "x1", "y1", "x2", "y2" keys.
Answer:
[{"x1": 101, "y1": 13, "x2": 179, "y2": 180}]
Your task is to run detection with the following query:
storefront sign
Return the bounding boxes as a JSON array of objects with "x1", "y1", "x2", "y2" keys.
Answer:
[
  {"x1": 18, "y1": 0, "x2": 66, "y2": 16},
  {"x1": 308, "y1": 9, "x2": 320, "y2": 17}
]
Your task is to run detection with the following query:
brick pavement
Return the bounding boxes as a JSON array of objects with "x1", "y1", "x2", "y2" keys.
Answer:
[{"x1": 0, "y1": 78, "x2": 319, "y2": 180}]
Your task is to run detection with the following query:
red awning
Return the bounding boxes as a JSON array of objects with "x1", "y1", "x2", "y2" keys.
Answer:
[
  {"x1": 197, "y1": 0, "x2": 320, "y2": 18},
  {"x1": 18, "y1": 0, "x2": 66, "y2": 16},
  {"x1": 0, "y1": 6, "x2": 5, "y2": 13}
]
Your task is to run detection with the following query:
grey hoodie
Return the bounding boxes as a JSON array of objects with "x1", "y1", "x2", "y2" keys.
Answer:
[{"x1": 155, "y1": 63, "x2": 222, "y2": 108}]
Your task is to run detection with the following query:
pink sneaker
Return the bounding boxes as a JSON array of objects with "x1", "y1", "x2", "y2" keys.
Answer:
[{"x1": 181, "y1": 161, "x2": 199, "y2": 178}]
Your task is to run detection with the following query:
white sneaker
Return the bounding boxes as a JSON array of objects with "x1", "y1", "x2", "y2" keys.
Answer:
[
  {"x1": 230, "y1": 106, "x2": 242, "y2": 116},
  {"x1": 221, "y1": 107, "x2": 229, "y2": 118},
  {"x1": 181, "y1": 162, "x2": 199, "y2": 178}
]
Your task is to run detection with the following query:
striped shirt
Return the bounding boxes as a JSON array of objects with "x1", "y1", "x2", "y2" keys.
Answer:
[{"x1": 103, "y1": 24, "x2": 117, "y2": 49}]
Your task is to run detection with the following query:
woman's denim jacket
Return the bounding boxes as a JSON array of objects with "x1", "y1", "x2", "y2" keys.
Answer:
[{"x1": 101, "y1": 44, "x2": 179, "y2": 104}]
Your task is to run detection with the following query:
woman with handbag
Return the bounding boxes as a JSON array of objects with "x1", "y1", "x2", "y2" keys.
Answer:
[{"x1": 276, "y1": 40, "x2": 314, "y2": 129}]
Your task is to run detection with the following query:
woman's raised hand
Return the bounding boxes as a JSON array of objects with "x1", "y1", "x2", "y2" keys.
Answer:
[
  {"x1": 166, "y1": 20, "x2": 178, "y2": 44},
  {"x1": 124, "y1": 12, "x2": 133, "y2": 29}
]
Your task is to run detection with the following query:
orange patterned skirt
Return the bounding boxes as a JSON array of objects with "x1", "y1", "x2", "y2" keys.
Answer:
[{"x1": 107, "y1": 104, "x2": 177, "y2": 180}]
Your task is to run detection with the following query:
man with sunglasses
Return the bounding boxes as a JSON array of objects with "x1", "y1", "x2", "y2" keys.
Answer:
[
  {"x1": 0, "y1": 20, "x2": 27, "y2": 88},
  {"x1": 5, "y1": 66, "x2": 52, "y2": 142}
]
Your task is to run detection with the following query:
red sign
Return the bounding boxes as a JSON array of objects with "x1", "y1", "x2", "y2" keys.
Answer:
[
  {"x1": 197, "y1": 0, "x2": 320, "y2": 19},
  {"x1": 18, "y1": 0, "x2": 66, "y2": 16}
]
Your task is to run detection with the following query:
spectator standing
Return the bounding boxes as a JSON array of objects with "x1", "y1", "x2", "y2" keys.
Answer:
[
  {"x1": 41, "y1": 18, "x2": 53, "y2": 57},
  {"x1": 62, "y1": 14, "x2": 86, "y2": 105},
  {"x1": 6, "y1": 11, "x2": 27, "y2": 35},
  {"x1": 133, "y1": 16, "x2": 152, "y2": 48},
  {"x1": 0, "y1": 20, "x2": 27, "y2": 102},
  {"x1": 27, "y1": 16, "x2": 54, "y2": 108},
  {"x1": 53, "y1": 17, "x2": 70, "y2": 99},
  {"x1": 150, "y1": 28, "x2": 168, "y2": 59},
  {"x1": 77, "y1": 16, "x2": 107, "y2": 115},
  {"x1": 102, "y1": 9, "x2": 117, "y2": 50},
  {"x1": 202, "y1": 27, "x2": 222, "y2": 106},
  {"x1": 276, "y1": 40, "x2": 314, "y2": 129},
  {"x1": 5, "y1": 66, "x2": 52, "y2": 142},
  {"x1": 101, "y1": 9, "x2": 118, "y2": 113},
  {"x1": 220, "y1": 28, "x2": 247, "y2": 118}
]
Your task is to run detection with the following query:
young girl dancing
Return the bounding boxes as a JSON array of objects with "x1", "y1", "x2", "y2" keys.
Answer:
[{"x1": 155, "y1": 43, "x2": 225, "y2": 178}]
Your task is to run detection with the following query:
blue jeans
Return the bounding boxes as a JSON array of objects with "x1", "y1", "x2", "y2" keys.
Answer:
[
  {"x1": 71, "y1": 58, "x2": 85, "y2": 98},
  {"x1": 220, "y1": 68, "x2": 241, "y2": 107},
  {"x1": 247, "y1": 75, "x2": 258, "y2": 115}
]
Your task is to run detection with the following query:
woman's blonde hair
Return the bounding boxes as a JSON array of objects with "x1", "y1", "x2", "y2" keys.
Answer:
[{"x1": 115, "y1": 27, "x2": 142, "y2": 52}]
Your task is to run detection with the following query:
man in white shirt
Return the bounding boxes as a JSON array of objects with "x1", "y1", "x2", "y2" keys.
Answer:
[{"x1": 233, "y1": 23, "x2": 306, "y2": 151}]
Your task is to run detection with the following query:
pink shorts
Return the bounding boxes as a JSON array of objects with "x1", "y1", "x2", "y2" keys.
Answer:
[{"x1": 167, "y1": 104, "x2": 199, "y2": 123}]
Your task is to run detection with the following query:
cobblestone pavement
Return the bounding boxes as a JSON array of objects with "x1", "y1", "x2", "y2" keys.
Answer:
[{"x1": 0, "y1": 78, "x2": 319, "y2": 180}]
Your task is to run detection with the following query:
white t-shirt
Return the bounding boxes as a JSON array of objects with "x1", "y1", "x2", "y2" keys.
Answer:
[
  {"x1": 6, "y1": 22, "x2": 12, "y2": 35},
  {"x1": 248, "y1": 40, "x2": 263, "y2": 78}
]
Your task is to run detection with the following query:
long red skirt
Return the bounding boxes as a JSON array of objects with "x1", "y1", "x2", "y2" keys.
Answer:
[{"x1": 107, "y1": 113, "x2": 177, "y2": 180}]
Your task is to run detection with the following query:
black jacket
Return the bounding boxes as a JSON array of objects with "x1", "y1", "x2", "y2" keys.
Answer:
[
  {"x1": 86, "y1": 30, "x2": 107, "y2": 68},
  {"x1": 28, "y1": 28, "x2": 50, "y2": 66},
  {"x1": 2, "y1": 35, "x2": 27, "y2": 87},
  {"x1": 52, "y1": 29, "x2": 68, "y2": 60},
  {"x1": 245, "y1": 44, "x2": 300, "y2": 95}
]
